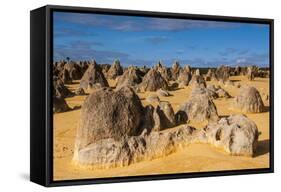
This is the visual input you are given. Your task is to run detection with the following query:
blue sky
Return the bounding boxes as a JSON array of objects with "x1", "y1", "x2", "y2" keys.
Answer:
[{"x1": 53, "y1": 12, "x2": 270, "y2": 67}]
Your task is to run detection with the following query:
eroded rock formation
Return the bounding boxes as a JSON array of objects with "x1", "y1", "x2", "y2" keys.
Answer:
[
  {"x1": 115, "y1": 66, "x2": 142, "y2": 90},
  {"x1": 179, "y1": 87, "x2": 219, "y2": 122},
  {"x1": 140, "y1": 68, "x2": 169, "y2": 91},
  {"x1": 80, "y1": 61, "x2": 109, "y2": 90},
  {"x1": 107, "y1": 59, "x2": 123, "y2": 79},
  {"x1": 73, "y1": 114, "x2": 259, "y2": 167},
  {"x1": 202, "y1": 115, "x2": 259, "y2": 156},
  {"x1": 232, "y1": 86, "x2": 264, "y2": 113}
]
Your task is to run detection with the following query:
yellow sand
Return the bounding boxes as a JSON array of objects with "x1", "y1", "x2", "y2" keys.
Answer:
[{"x1": 53, "y1": 76, "x2": 270, "y2": 181}]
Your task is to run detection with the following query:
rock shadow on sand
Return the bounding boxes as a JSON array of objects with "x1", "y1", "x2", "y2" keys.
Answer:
[
  {"x1": 263, "y1": 106, "x2": 270, "y2": 113},
  {"x1": 70, "y1": 105, "x2": 82, "y2": 111},
  {"x1": 254, "y1": 139, "x2": 270, "y2": 157}
]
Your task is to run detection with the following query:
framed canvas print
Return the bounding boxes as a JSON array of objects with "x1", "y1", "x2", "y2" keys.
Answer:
[{"x1": 30, "y1": 5, "x2": 274, "y2": 187}]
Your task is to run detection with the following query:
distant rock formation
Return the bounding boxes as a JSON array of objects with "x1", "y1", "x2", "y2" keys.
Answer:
[
  {"x1": 53, "y1": 78, "x2": 73, "y2": 99},
  {"x1": 189, "y1": 74, "x2": 206, "y2": 88},
  {"x1": 206, "y1": 84, "x2": 231, "y2": 98},
  {"x1": 64, "y1": 61, "x2": 84, "y2": 80},
  {"x1": 183, "y1": 65, "x2": 191, "y2": 73},
  {"x1": 171, "y1": 61, "x2": 181, "y2": 80},
  {"x1": 232, "y1": 86, "x2": 264, "y2": 113},
  {"x1": 155, "y1": 61, "x2": 172, "y2": 82},
  {"x1": 177, "y1": 68, "x2": 191, "y2": 86},
  {"x1": 107, "y1": 59, "x2": 123, "y2": 79},
  {"x1": 140, "y1": 68, "x2": 169, "y2": 91},
  {"x1": 205, "y1": 69, "x2": 217, "y2": 81},
  {"x1": 101, "y1": 64, "x2": 111, "y2": 75},
  {"x1": 216, "y1": 65, "x2": 231, "y2": 83},
  {"x1": 179, "y1": 87, "x2": 219, "y2": 122},
  {"x1": 115, "y1": 66, "x2": 142, "y2": 89},
  {"x1": 202, "y1": 87, "x2": 219, "y2": 100},
  {"x1": 79, "y1": 61, "x2": 109, "y2": 90},
  {"x1": 60, "y1": 68, "x2": 72, "y2": 84},
  {"x1": 234, "y1": 66, "x2": 241, "y2": 76},
  {"x1": 247, "y1": 66, "x2": 255, "y2": 81},
  {"x1": 195, "y1": 69, "x2": 200, "y2": 76}
]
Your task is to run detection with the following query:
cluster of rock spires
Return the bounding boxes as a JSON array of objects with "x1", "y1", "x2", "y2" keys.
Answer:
[
  {"x1": 53, "y1": 60, "x2": 90, "y2": 113},
  {"x1": 52, "y1": 59, "x2": 269, "y2": 168},
  {"x1": 73, "y1": 85, "x2": 259, "y2": 168},
  {"x1": 116, "y1": 66, "x2": 143, "y2": 90}
]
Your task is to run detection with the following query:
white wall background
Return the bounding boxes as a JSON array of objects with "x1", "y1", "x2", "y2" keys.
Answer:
[{"x1": 0, "y1": 0, "x2": 279, "y2": 191}]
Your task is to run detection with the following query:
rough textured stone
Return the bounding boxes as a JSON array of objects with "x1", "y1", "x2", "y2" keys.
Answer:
[
  {"x1": 177, "y1": 69, "x2": 191, "y2": 86},
  {"x1": 155, "y1": 62, "x2": 172, "y2": 82},
  {"x1": 73, "y1": 114, "x2": 259, "y2": 167},
  {"x1": 53, "y1": 96, "x2": 70, "y2": 113},
  {"x1": 234, "y1": 66, "x2": 241, "y2": 76},
  {"x1": 140, "y1": 68, "x2": 169, "y2": 91},
  {"x1": 205, "y1": 69, "x2": 217, "y2": 81},
  {"x1": 101, "y1": 64, "x2": 111, "y2": 75},
  {"x1": 191, "y1": 87, "x2": 218, "y2": 100},
  {"x1": 141, "y1": 105, "x2": 155, "y2": 132},
  {"x1": 107, "y1": 59, "x2": 123, "y2": 79},
  {"x1": 183, "y1": 65, "x2": 191, "y2": 73},
  {"x1": 60, "y1": 68, "x2": 72, "y2": 84},
  {"x1": 189, "y1": 74, "x2": 206, "y2": 88},
  {"x1": 53, "y1": 78, "x2": 73, "y2": 98},
  {"x1": 179, "y1": 89, "x2": 219, "y2": 122},
  {"x1": 74, "y1": 86, "x2": 144, "y2": 155},
  {"x1": 73, "y1": 113, "x2": 259, "y2": 167},
  {"x1": 195, "y1": 69, "x2": 200, "y2": 76},
  {"x1": 203, "y1": 115, "x2": 259, "y2": 156},
  {"x1": 158, "y1": 101, "x2": 176, "y2": 129},
  {"x1": 216, "y1": 65, "x2": 231, "y2": 83},
  {"x1": 247, "y1": 66, "x2": 255, "y2": 81},
  {"x1": 141, "y1": 101, "x2": 176, "y2": 132},
  {"x1": 206, "y1": 84, "x2": 231, "y2": 98},
  {"x1": 73, "y1": 125, "x2": 196, "y2": 167},
  {"x1": 64, "y1": 61, "x2": 83, "y2": 80},
  {"x1": 232, "y1": 86, "x2": 264, "y2": 113},
  {"x1": 116, "y1": 66, "x2": 142, "y2": 89},
  {"x1": 80, "y1": 61, "x2": 109, "y2": 89},
  {"x1": 171, "y1": 61, "x2": 181, "y2": 80}
]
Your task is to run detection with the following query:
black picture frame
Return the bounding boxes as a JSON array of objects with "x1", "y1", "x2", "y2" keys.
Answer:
[{"x1": 30, "y1": 4, "x2": 274, "y2": 187}]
